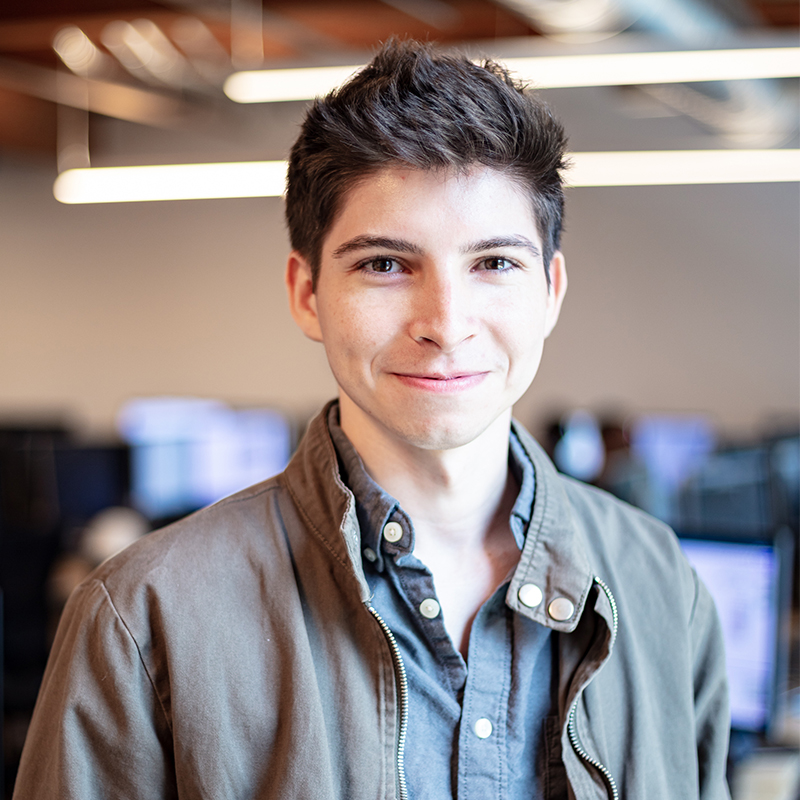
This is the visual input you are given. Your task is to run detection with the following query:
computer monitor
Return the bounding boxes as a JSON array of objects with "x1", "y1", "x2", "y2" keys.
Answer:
[
  {"x1": 678, "y1": 531, "x2": 794, "y2": 738},
  {"x1": 118, "y1": 398, "x2": 293, "y2": 521},
  {"x1": 677, "y1": 447, "x2": 774, "y2": 538},
  {"x1": 53, "y1": 444, "x2": 130, "y2": 525},
  {"x1": 771, "y1": 434, "x2": 799, "y2": 531},
  {"x1": 628, "y1": 415, "x2": 716, "y2": 525}
]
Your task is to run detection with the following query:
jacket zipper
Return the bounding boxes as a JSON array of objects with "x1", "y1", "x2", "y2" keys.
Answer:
[
  {"x1": 566, "y1": 577, "x2": 620, "y2": 800},
  {"x1": 368, "y1": 606, "x2": 409, "y2": 800}
]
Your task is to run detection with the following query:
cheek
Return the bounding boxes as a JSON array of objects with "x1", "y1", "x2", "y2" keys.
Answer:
[
  {"x1": 318, "y1": 298, "x2": 387, "y2": 367},
  {"x1": 508, "y1": 334, "x2": 545, "y2": 378},
  {"x1": 502, "y1": 329, "x2": 546, "y2": 404},
  {"x1": 491, "y1": 296, "x2": 548, "y2": 353}
]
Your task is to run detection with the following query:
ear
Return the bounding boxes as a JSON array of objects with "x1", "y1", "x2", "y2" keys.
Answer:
[
  {"x1": 544, "y1": 250, "x2": 567, "y2": 339},
  {"x1": 285, "y1": 251, "x2": 323, "y2": 343}
]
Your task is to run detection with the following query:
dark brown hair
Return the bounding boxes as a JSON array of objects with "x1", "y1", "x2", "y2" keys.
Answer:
[{"x1": 285, "y1": 39, "x2": 568, "y2": 286}]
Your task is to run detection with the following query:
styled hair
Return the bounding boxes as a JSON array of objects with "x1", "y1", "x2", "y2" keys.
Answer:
[{"x1": 285, "y1": 39, "x2": 568, "y2": 285}]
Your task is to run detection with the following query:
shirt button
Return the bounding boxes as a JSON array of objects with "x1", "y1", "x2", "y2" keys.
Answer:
[
  {"x1": 382, "y1": 522, "x2": 403, "y2": 543},
  {"x1": 419, "y1": 598, "x2": 440, "y2": 619},
  {"x1": 363, "y1": 547, "x2": 377, "y2": 562},
  {"x1": 518, "y1": 583, "x2": 543, "y2": 608},
  {"x1": 474, "y1": 718, "x2": 493, "y2": 739},
  {"x1": 548, "y1": 597, "x2": 575, "y2": 621}
]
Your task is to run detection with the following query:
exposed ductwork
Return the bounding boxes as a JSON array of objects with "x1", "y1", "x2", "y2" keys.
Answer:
[{"x1": 494, "y1": 0, "x2": 797, "y2": 146}]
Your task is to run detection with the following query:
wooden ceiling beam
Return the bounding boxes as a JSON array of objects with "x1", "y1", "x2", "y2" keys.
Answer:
[
  {"x1": 0, "y1": 87, "x2": 55, "y2": 154},
  {"x1": 0, "y1": 57, "x2": 189, "y2": 126},
  {"x1": 266, "y1": 0, "x2": 536, "y2": 46},
  {"x1": 0, "y1": 10, "x2": 297, "y2": 60}
]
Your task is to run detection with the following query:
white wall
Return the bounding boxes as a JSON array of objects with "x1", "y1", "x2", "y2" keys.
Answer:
[
  {"x1": 1, "y1": 148, "x2": 797, "y2": 439},
  {"x1": 518, "y1": 180, "x2": 800, "y2": 434}
]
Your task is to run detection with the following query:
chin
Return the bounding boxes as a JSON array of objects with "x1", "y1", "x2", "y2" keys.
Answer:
[
  {"x1": 339, "y1": 385, "x2": 516, "y2": 453},
  {"x1": 385, "y1": 410, "x2": 502, "y2": 452}
]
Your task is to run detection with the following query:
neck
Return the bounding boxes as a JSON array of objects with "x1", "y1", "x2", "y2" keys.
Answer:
[{"x1": 339, "y1": 397, "x2": 513, "y2": 552}]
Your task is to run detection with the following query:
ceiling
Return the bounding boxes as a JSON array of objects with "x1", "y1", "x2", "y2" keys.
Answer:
[{"x1": 0, "y1": 0, "x2": 796, "y2": 161}]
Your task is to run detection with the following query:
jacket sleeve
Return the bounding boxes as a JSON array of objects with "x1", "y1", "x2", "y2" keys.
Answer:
[
  {"x1": 689, "y1": 569, "x2": 732, "y2": 800},
  {"x1": 12, "y1": 578, "x2": 176, "y2": 800}
]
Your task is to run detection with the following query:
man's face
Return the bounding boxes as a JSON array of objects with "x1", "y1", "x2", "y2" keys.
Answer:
[{"x1": 287, "y1": 166, "x2": 566, "y2": 452}]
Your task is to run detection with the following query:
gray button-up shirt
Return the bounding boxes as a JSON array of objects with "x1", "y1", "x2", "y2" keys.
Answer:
[{"x1": 329, "y1": 409, "x2": 564, "y2": 800}]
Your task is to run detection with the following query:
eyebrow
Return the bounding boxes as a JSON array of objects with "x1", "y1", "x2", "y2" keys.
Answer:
[
  {"x1": 330, "y1": 233, "x2": 541, "y2": 259},
  {"x1": 331, "y1": 236, "x2": 424, "y2": 258},
  {"x1": 464, "y1": 236, "x2": 541, "y2": 259}
]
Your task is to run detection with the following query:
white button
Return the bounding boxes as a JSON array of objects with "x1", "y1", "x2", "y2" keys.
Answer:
[
  {"x1": 518, "y1": 583, "x2": 543, "y2": 608},
  {"x1": 383, "y1": 522, "x2": 403, "y2": 543},
  {"x1": 548, "y1": 597, "x2": 575, "y2": 621},
  {"x1": 474, "y1": 718, "x2": 493, "y2": 739},
  {"x1": 419, "y1": 598, "x2": 440, "y2": 619},
  {"x1": 363, "y1": 547, "x2": 377, "y2": 562}
]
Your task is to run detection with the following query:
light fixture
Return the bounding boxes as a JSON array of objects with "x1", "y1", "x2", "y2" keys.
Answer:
[
  {"x1": 53, "y1": 160, "x2": 288, "y2": 203},
  {"x1": 504, "y1": 48, "x2": 800, "y2": 89},
  {"x1": 52, "y1": 150, "x2": 799, "y2": 204},
  {"x1": 566, "y1": 149, "x2": 800, "y2": 186},
  {"x1": 224, "y1": 47, "x2": 800, "y2": 103},
  {"x1": 53, "y1": 26, "x2": 108, "y2": 78},
  {"x1": 224, "y1": 65, "x2": 361, "y2": 104}
]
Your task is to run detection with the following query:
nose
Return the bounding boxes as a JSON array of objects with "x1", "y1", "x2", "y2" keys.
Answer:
[{"x1": 407, "y1": 268, "x2": 477, "y2": 353}]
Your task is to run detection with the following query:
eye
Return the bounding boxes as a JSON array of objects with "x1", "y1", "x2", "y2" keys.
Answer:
[
  {"x1": 479, "y1": 256, "x2": 518, "y2": 272},
  {"x1": 360, "y1": 257, "x2": 402, "y2": 274}
]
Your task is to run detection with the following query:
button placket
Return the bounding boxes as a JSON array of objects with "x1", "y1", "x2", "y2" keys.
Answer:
[{"x1": 456, "y1": 593, "x2": 509, "y2": 794}]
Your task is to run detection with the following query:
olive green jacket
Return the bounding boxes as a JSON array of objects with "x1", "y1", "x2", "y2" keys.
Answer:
[{"x1": 14, "y1": 404, "x2": 730, "y2": 799}]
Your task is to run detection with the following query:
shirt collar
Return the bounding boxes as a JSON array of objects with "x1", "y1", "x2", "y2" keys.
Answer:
[
  {"x1": 327, "y1": 404, "x2": 536, "y2": 571},
  {"x1": 327, "y1": 404, "x2": 405, "y2": 571},
  {"x1": 509, "y1": 427, "x2": 535, "y2": 539}
]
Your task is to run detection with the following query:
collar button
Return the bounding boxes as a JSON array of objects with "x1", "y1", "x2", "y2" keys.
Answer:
[
  {"x1": 518, "y1": 583, "x2": 543, "y2": 608},
  {"x1": 548, "y1": 597, "x2": 575, "y2": 622},
  {"x1": 382, "y1": 522, "x2": 403, "y2": 543}
]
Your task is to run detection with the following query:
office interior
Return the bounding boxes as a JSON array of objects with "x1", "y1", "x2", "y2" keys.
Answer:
[{"x1": 1, "y1": 0, "x2": 798, "y2": 798}]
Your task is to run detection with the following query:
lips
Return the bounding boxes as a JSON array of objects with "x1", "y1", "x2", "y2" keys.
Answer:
[
  {"x1": 399, "y1": 371, "x2": 481, "y2": 380},
  {"x1": 391, "y1": 371, "x2": 489, "y2": 393}
]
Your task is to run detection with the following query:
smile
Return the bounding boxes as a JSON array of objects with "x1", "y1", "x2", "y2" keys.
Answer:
[{"x1": 391, "y1": 372, "x2": 489, "y2": 393}]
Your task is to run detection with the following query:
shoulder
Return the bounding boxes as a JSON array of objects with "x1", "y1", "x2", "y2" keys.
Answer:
[
  {"x1": 560, "y1": 473, "x2": 700, "y2": 627},
  {"x1": 513, "y1": 420, "x2": 692, "y2": 595},
  {"x1": 561, "y1": 475, "x2": 686, "y2": 568},
  {"x1": 101, "y1": 476, "x2": 282, "y2": 572},
  {"x1": 80, "y1": 475, "x2": 292, "y2": 631},
  {"x1": 512, "y1": 418, "x2": 698, "y2": 622}
]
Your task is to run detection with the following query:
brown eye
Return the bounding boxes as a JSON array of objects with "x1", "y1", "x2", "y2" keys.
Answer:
[
  {"x1": 482, "y1": 257, "x2": 514, "y2": 271},
  {"x1": 365, "y1": 257, "x2": 400, "y2": 273}
]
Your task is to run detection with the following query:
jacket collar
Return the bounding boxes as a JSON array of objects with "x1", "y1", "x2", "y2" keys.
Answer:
[
  {"x1": 280, "y1": 401, "x2": 370, "y2": 601},
  {"x1": 281, "y1": 401, "x2": 596, "y2": 630},
  {"x1": 506, "y1": 420, "x2": 596, "y2": 633}
]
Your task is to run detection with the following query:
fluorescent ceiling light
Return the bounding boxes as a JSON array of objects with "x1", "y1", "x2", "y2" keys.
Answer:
[
  {"x1": 52, "y1": 150, "x2": 799, "y2": 203},
  {"x1": 53, "y1": 160, "x2": 288, "y2": 203},
  {"x1": 567, "y1": 149, "x2": 800, "y2": 186},
  {"x1": 505, "y1": 48, "x2": 800, "y2": 89},
  {"x1": 225, "y1": 65, "x2": 361, "y2": 103},
  {"x1": 224, "y1": 48, "x2": 800, "y2": 103}
]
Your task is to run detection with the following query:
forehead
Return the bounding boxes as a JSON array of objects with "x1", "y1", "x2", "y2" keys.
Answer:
[{"x1": 323, "y1": 166, "x2": 540, "y2": 252}]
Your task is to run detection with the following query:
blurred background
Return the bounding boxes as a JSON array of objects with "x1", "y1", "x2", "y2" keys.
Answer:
[{"x1": 0, "y1": 0, "x2": 798, "y2": 797}]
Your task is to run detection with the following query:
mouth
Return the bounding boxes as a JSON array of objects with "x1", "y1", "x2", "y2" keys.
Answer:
[{"x1": 391, "y1": 371, "x2": 489, "y2": 393}]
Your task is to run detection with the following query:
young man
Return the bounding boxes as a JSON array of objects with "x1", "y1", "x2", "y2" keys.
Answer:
[{"x1": 14, "y1": 40, "x2": 730, "y2": 800}]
